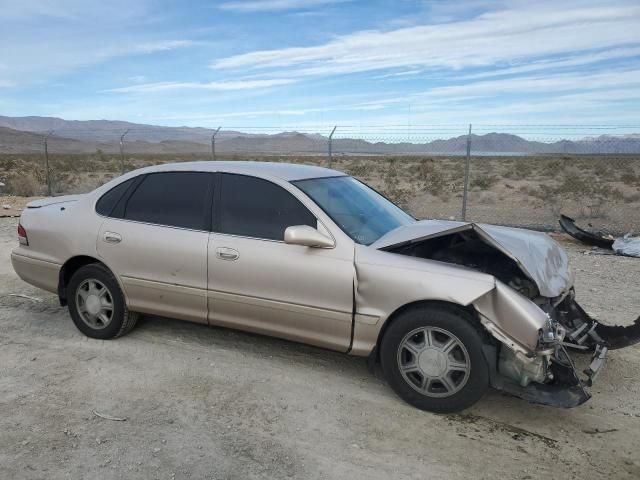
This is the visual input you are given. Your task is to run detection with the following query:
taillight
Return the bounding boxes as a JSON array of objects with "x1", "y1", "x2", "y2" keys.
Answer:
[{"x1": 17, "y1": 223, "x2": 28, "y2": 246}]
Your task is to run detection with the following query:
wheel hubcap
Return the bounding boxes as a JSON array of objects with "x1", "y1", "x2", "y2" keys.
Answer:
[
  {"x1": 397, "y1": 326, "x2": 471, "y2": 398},
  {"x1": 75, "y1": 279, "x2": 114, "y2": 330}
]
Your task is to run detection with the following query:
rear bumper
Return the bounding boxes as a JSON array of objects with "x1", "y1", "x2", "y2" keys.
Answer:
[{"x1": 11, "y1": 252, "x2": 60, "y2": 293}]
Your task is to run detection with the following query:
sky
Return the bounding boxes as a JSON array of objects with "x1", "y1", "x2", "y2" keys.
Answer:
[{"x1": 1, "y1": 0, "x2": 640, "y2": 135}]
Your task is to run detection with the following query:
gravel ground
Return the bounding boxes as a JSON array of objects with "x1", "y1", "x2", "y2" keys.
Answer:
[{"x1": 0, "y1": 217, "x2": 639, "y2": 479}]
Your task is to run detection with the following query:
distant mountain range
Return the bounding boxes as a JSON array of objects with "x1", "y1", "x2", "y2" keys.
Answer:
[{"x1": 1, "y1": 115, "x2": 639, "y2": 155}]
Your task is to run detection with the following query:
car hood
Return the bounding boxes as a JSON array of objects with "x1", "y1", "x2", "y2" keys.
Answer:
[{"x1": 371, "y1": 220, "x2": 572, "y2": 298}]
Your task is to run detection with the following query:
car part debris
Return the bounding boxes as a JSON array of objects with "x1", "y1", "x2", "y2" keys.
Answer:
[
  {"x1": 92, "y1": 410, "x2": 127, "y2": 421},
  {"x1": 613, "y1": 234, "x2": 640, "y2": 258},
  {"x1": 558, "y1": 215, "x2": 614, "y2": 249},
  {"x1": 582, "y1": 428, "x2": 618, "y2": 434},
  {"x1": 7, "y1": 293, "x2": 43, "y2": 302}
]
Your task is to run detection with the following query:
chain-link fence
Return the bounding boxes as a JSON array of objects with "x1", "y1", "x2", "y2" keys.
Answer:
[{"x1": 1, "y1": 124, "x2": 639, "y2": 234}]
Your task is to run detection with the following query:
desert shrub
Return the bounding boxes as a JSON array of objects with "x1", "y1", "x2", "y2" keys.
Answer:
[
  {"x1": 534, "y1": 174, "x2": 624, "y2": 218},
  {"x1": 382, "y1": 159, "x2": 412, "y2": 209},
  {"x1": 593, "y1": 161, "x2": 616, "y2": 180},
  {"x1": 503, "y1": 159, "x2": 535, "y2": 180},
  {"x1": 540, "y1": 159, "x2": 565, "y2": 177},
  {"x1": 620, "y1": 171, "x2": 639, "y2": 185},
  {"x1": 470, "y1": 174, "x2": 498, "y2": 190},
  {"x1": 345, "y1": 160, "x2": 368, "y2": 179},
  {"x1": 6, "y1": 173, "x2": 42, "y2": 196},
  {"x1": 415, "y1": 158, "x2": 446, "y2": 196}
]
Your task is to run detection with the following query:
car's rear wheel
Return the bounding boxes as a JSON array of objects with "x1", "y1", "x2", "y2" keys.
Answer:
[
  {"x1": 380, "y1": 304, "x2": 489, "y2": 413},
  {"x1": 67, "y1": 263, "x2": 138, "y2": 339}
]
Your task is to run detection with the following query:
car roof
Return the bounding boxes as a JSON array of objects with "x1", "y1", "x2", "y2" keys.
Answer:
[{"x1": 134, "y1": 160, "x2": 345, "y2": 181}]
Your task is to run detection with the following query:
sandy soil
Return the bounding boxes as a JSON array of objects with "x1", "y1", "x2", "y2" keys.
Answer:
[
  {"x1": 0, "y1": 196, "x2": 40, "y2": 218},
  {"x1": 1, "y1": 217, "x2": 639, "y2": 479}
]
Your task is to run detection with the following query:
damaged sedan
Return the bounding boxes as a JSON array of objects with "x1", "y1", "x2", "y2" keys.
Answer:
[{"x1": 11, "y1": 161, "x2": 640, "y2": 413}]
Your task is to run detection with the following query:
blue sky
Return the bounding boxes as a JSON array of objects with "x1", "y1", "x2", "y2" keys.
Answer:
[{"x1": 1, "y1": 0, "x2": 640, "y2": 134}]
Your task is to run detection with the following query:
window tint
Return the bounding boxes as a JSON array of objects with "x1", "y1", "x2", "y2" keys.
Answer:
[
  {"x1": 96, "y1": 178, "x2": 134, "y2": 216},
  {"x1": 218, "y1": 174, "x2": 316, "y2": 241},
  {"x1": 124, "y1": 172, "x2": 211, "y2": 230}
]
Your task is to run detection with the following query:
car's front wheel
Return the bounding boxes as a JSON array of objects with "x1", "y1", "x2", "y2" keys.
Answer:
[
  {"x1": 67, "y1": 263, "x2": 138, "y2": 339},
  {"x1": 380, "y1": 304, "x2": 489, "y2": 413}
]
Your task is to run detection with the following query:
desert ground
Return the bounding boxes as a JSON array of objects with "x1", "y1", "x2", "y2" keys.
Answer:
[
  {"x1": 1, "y1": 215, "x2": 640, "y2": 479},
  {"x1": 1, "y1": 152, "x2": 639, "y2": 233}
]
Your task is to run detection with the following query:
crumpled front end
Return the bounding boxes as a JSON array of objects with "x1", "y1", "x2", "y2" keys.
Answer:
[
  {"x1": 473, "y1": 284, "x2": 640, "y2": 408},
  {"x1": 375, "y1": 219, "x2": 639, "y2": 408}
]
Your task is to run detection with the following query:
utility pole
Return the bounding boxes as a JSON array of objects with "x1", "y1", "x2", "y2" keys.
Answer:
[
  {"x1": 119, "y1": 129, "x2": 129, "y2": 175},
  {"x1": 328, "y1": 125, "x2": 337, "y2": 168},
  {"x1": 461, "y1": 124, "x2": 472, "y2": 221},
  {"x1": 211, "y1": 126, "x2": 221, "y2": 161},
  {"x1": 44, "y1": 131, "x2": 54, "y2": 196}
]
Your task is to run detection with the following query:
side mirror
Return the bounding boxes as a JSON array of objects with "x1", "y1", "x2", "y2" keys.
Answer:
[{"x1": 284, "y1": 225, "x2": 335, "y2": 248}]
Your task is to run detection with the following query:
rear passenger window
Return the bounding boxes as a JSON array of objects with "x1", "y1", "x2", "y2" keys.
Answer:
[
  {"x1": 218, "y1": 174, "x2": 316, "y2": 241},
  {"x1": 96, "y1": 178, "x2": 134, "y2": 216},
  {"x1": 124, "y1": 172, "x2": 212, "y2": 230}
]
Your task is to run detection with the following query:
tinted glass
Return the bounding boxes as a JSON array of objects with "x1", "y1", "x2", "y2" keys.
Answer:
[
  {"x1": 219, "y1": 174, "x2": 316, "y2": 240},
  {"x1": 124, "y1": 172, "x2": 211, "y2": 229},
  {"x1": 96, "y1": 178, "x2": 134, "y2": 216},
  {"x1": 294, "y1": 176, "x2": 414, "y2": 245}
]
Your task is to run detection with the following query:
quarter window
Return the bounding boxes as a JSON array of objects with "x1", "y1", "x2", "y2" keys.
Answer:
[
  {"x1": 218, "y1": 174, "x2": 316, "y2": 241},
  {"x1": 96, "y1": 178, "x2": 134, "y2": 216},
  {"x1": 124, "y1": 172, "x2": 212, "y2": 230}
]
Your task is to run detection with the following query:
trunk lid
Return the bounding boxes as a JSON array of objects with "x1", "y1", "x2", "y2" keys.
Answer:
[
  {"x1": 371, "y1": 220, "x2": 572, "y2": 298},
  {"x1": 27, "y1": 194, "x2": 84, "y2": 209}
]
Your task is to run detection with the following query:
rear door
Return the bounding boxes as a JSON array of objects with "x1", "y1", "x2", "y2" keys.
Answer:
[
  {"x1": 97, "y1": 171, "x2": 214, "y2": 324},
  {"x1": 207, "y1": 173, "x2": 355, "y2": 351}
]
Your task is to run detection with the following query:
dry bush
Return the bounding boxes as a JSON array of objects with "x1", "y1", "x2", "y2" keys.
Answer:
[
  {"x1": 470, "y1": 174, "x2": 498, "y2": 190},
  {"x1": 344, "y1": 159, "x2": 368, "y2": 179},
  {"x1": 6, "y1": 173, "x2": 42, "y2": 196},
  {"x1": 620, "y1": 171, "x2": 639, "y2": 186}
]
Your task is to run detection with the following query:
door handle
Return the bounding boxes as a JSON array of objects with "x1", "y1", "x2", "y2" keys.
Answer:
[
  {"x1": 215, "y1": 247, "x2": 239, "y2": 261},
  {"x1": 103, "y1": 232, "x2": 122, "y2": 244}
]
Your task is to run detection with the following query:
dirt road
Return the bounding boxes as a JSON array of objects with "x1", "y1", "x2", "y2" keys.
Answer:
[{"x1": 1, "y1": 217, "x2": 639, "y2": 479}]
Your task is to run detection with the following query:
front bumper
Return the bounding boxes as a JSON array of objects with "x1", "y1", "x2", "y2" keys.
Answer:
[{"x1": 485, "y1": 337, "x2": 609, "y2": 408}]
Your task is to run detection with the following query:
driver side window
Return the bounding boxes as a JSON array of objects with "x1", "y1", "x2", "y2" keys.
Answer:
[{"x1": 217, "y1": 173, "x2": 316, "y2": 241}]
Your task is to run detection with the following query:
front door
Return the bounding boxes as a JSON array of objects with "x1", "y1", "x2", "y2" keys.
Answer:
[
  {"x1": 97, "y1": 171, "x2": 214, "y2": 324},
  {"x1": 207, "y1": 173, "x2": 355, "y2": 351}
]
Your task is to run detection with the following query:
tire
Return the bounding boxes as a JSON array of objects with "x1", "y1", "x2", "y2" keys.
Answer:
[
  {"x1": 67, "y1": 263, "x2": 138, "y2": 339},
  {"x1": 380, "y1": 304, "x2": 489, "y2": 413}
]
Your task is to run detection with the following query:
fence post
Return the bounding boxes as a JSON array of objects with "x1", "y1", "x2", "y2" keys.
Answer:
[
  {"x1": 44, "y1": 131, "x2": 53, "y2": 196},
  {"x1": 328, "y1": 125, "x2": 337, "y2": 168},
  {"x1": 461, "y1": 124, "x2": 472, "y2": 221},
  {"x1": 119, "y1": 129, "x2": 129, "y2": 175},
  {"x1": 211, "y1": 126, "x2": 221, "y2": 161}
]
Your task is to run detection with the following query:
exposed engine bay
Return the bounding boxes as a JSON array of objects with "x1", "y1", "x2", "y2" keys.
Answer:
[{"x1": 385, "y1": 227, "x2": 640, "y2": 407}]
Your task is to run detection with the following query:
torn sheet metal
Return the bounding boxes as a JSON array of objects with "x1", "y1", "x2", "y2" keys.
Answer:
[{"x1": 372, "y1": 220, "x2": 572, "y2": 298}]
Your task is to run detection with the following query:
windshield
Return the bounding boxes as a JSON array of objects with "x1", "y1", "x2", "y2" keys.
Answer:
[{"x1": 293, "y1": 176, "x2": 414, "y2": 245}]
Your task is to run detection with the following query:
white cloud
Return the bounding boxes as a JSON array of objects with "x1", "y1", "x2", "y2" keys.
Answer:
[
  {"x1": 133, "y1": 40, "x2": 197, "y2": 54},
  {"x1": 457, "y1": 46, "x2": 640, "y2": 81},
  {"x1": 211, "y1": 1, "x2": 640, "y2": 78},
  {"x1": 108, "y1": 78, "x2": 296, "y2": 93},
  {"x1": 218, "y1": 0, "x2": 350, "y2": 13}
]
